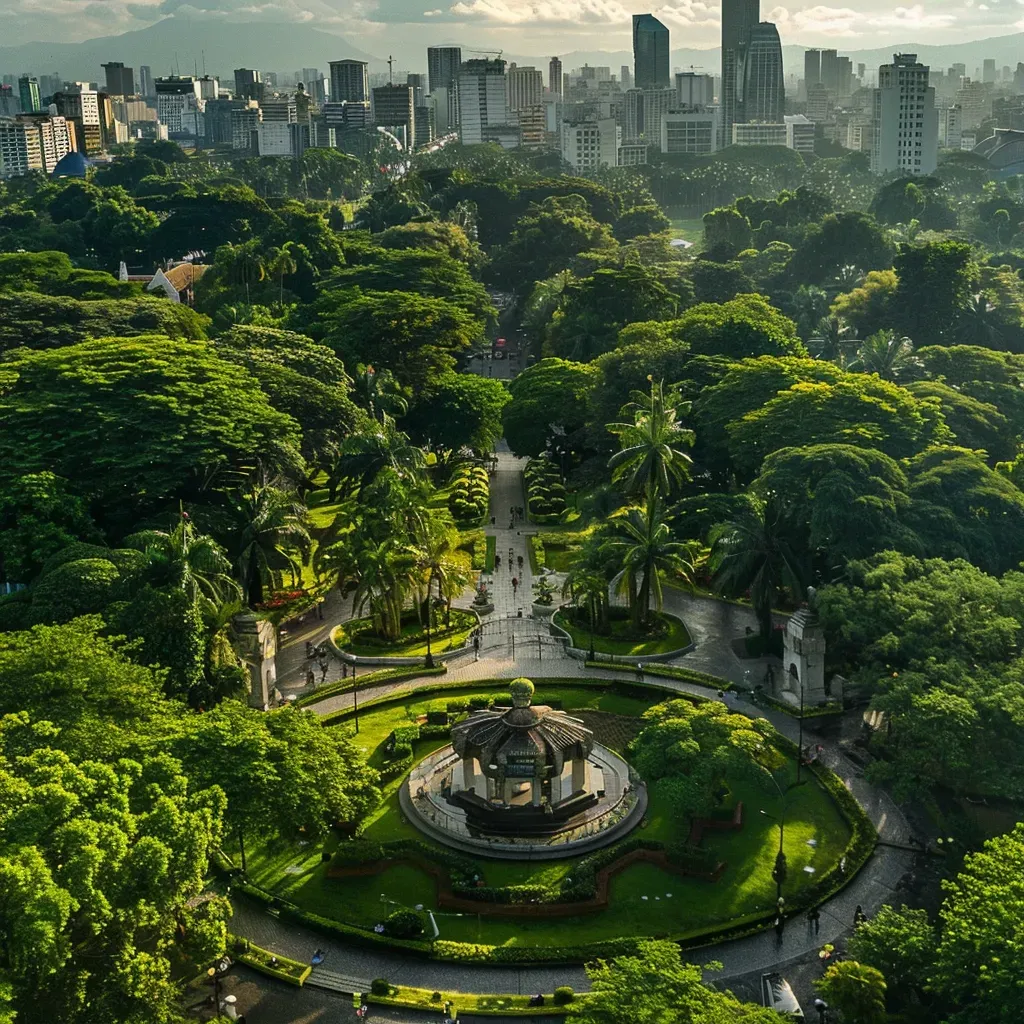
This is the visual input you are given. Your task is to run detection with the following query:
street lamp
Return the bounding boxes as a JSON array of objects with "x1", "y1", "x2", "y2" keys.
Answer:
[
  {"x1": 760, "y1": 804, "x2": 788, "y2": 903},
  {"x1": 207, "y1": 966, "x2": 222, "y2": 1018},
  {"x1": 351, "y1": 663, "x2": 359, "y2": 734},
  {"x1": 424, "y1": 595, "x2": 435, "y2": 670}
]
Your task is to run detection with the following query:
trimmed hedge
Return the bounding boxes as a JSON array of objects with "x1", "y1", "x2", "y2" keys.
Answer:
[
  {"x1": 527, "y1": 535, "x2": 545, "y2": 573},
  {"x1": 449, "y1": 466, "x2": 490, "y2": 524},
  {"x1": 433, "y1": 936, "x2": 646, "y2": 964},
  {"x1": 295, "y1": 665, "x2": 447, "y2": 709},
  {"x1": 638, "y1": 664, "x2": 731, "y2": 691},
  {"x1": 231, "y1": 936, "x2": 311, "y2": 986},
  {"x1": 524, "y1": 458, "x2": 567, "y2": 520},
  {"x1": 759, "y1": 691, "x2": 845, "y2": 719}
]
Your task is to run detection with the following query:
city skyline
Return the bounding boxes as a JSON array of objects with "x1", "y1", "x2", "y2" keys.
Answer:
[{"x1": 3, "y1": 2, "x2": 1024, "y2": 61}]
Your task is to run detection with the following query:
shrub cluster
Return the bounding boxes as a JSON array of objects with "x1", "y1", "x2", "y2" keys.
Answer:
[
  {"x1": 448, "y1": 465, "x2": 489, "y2": 523},
  {"x1": 525, "y1": 458, "x2": 567, "y2": 522}
]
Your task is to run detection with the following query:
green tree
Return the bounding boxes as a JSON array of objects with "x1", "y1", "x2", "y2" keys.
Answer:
[
  {"x1": 405, "y1": 371, "x2": 510, "y2": 457},
  {"x1": 332, "y1": 413, "x2": 426, "y2": 496},
  {"x1": 930, "y1": 822, "x2": 1024, "y2": 1024},
  {"x1": 702, "y1": 206, "x2": 752, "y2": 259},
  {"x1": 0, "y1": 336, "x2": 301, "y2": 525},
  {"x1": 851, "y1": 329, "x2": 922, "y2": 381},
  {"x1": 614, "y1": 204, "x2": 670, "y2": 241},
  {"x1": 830, "y1": 269, "x2": 898, "y2": 338},
  {"x1": 671, "y1": 294, "x2": 804, "y2": 360},
  {"x1": 571, "y1": 939, "x2": 783, "y2": 1024},
  {"x1": 607, "y1": 379, "x2": 694, "y2": 501},
  {"x1": 847, "y1": 904, "x2": 936, "y2": 1000},
  {"x1": 815, "y1": 961, "x2": 887, "y2": 1024},
  {"x1": 893, "y1": 240, "x2": 979, "y2": 344},
  {"x1": 710, "y1": 497, "x2": 806, "y2": 638},
  {"x1": 502, "y1": 357, "x2": 599, "y2": 458}
]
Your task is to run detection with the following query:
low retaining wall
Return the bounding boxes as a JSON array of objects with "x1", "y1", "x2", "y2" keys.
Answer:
[
  {"x1": 327, "y1": 609, "x2": 483, "y2": 666},
  {"x1": 549, "y1": 617, "x2": 696, "y2": 664}
]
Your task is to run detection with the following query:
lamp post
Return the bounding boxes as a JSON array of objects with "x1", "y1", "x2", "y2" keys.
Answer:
[
  {"x1": 424, "y1": 594, "x2": 435, "y2": 669},
  {"x1": 796, "y1": 679, "x2": 806, "y2": 784},
  {"x1": 351, "y1": 663, "x2": 359, "y2": 734},
  {"x1": 207, "y1": 966, "x2": 222, "y2": 1018}
]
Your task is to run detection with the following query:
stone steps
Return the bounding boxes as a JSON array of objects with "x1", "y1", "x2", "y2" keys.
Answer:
[{"x1": 305, "y1": 967, "x2": 373, "y2": 994}]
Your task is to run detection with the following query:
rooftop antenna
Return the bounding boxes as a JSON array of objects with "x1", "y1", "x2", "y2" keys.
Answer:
[
  {"x1": 202, "y1": 50, "x2": 206, "y2": 76},
  {"x1": 388, "y1": 54, "x2": 394, "y2": 85}
]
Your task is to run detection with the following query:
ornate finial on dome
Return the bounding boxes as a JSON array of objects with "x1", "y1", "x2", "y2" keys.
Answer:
[{"x1": 508, "y1": 678, "x2": 535, "y2": 708}]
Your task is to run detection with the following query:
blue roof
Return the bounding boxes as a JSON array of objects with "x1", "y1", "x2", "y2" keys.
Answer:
[{"x1": 51, "y1": 151, "x2": 91, "y2": 178}]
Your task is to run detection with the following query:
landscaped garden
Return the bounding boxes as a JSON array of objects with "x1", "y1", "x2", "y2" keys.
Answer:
[
  {"x1": 332, "y1": 608, "x2": 478, "y2": 657},
  {"x1": 553, "y1": 606, "x2": 691, "y2": 657},
  {"x1": 230, "y1": 678, "x2": 864, "y2": 959}
]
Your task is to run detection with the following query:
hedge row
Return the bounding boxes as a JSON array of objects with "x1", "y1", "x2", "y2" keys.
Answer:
[
  {"x1": 299, "y1": 665, "x2": 448, "y2": 710},
  {"x1": 433, "y1": 936, "x2": 646, "y2": 964},
  {"x1": 527, "y1": 535, "x2": 545, "y2": 573},
  {"x1": 331, "y1": 837, "x2": 481, "y2": 888},
  {"x1": 635, "y1": 664, "x2": 730, "y2": 691},
  {"x1": 230, "y1": 936, "x2": 312, "y2": 986},
  {"x1": 449, "y1": 466, "x2": 489, "y2": 524},
  {"x1": 525, "y1": 458, "x2": 567, "y2": 518},
  {"x1": 759, "y1": 691, "x2": 845, "y2": 719}
]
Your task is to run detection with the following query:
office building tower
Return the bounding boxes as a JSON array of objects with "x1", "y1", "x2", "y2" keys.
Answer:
[
  {"x1": 255, "y1": 121, "x2": 292, "y2": 155},
  {"x1": 632, "y1": 13, "x2": 670, "y2": 89},
  {"x1": 139, "y1": 66, "x2": 154, "y2": 98},
  {"x1": 38, "y1": 74, "x2": 62, "y2": 102},
  {"x1": 101, "y1": 62, "x2": 134, "y2": 96},
  {"x1": 784, "y1": 113, "x2": 815, "y2": 152},
  {"x1": 983, "y1": 59, "x2": 996, "y2": 84},
  {"x1": 549, "y1": 57, "x2": 563, "y2": 97},
  {"x1": 372, "y1": 83, "x2": 416, "y2": 149},
  {"x1": 457, "y1": 58, "x2": 507, "y2": 145},
  {"x1": 18, "y1": 76, "x2": 41, "y2": 113},
  {"x1": 230, "y1": 104, "x2": 260, "y2": 150},
  {"x1": 414, "y1": 104, "x2": 434, "y2": 147},
  {"x1": 155, "y1": 76, "x2": 204, "y2": 137},
  {"x1": 234, "y1": 69, "x2": 264, "y2": 102},
  {"x1": 0, "y1": 112, "x2": 74, "y2": 177},
  {"x1": 956, "y1": 78, "x2": 992, "y2": 130},
  {"x1": 506, "y1": 64, "x2": 543, "y2": 112},
  {"x1": 804, "y1": 49, "x2": 821, "y2": 95},
  {"x1": 940, "y1": 104, "x2": 962, "y2": 148},
  {"x1": 204, "y1": 98, "x2": 242, "y2": 146},
  {"x1": 661, "y1": 109, "x2": 718, "y2": 153},
  {"x1": 53, "y1": 83, "x2": 103, "y2": 153},
  {"x1": 428, "y1": 46, "x2": 462, "y2": 92},
  {"x1": 620, "y1": 65, "x2": 632, "y2": 89},
  {"x1": 329, "y1": 59, "x2": 368, "y2": 103},
  {"x1": 675, "y1": 71, "x2": 713, "y2": 108},
  {"x1": 625, "y1": 88, "x2": 644, "y2": 140},
  {"x1": 721, "y1": 0, "x2": 760, "y2": 145},
  {"x1": 820, "y1": 48, "x2": 838, "y2": 95},
  {"x1": 407, "y1": 73, "x2": 426, "y2": 108},
  {"x1": 643, "y1": 86, "x2": 674, "y2": 143},
  {"x1": 561, "y1": 116, "x2": 619, "y2": 169},
  {"x1": 806, "y1": 82, "x2": 830, "y2": 122},
  {"x1": 0, "y1": 87, "x2": 16, "y2": 117},
  {"x1": 197, "y1": 75, "x2": 219, "y2": 100},
  {"x1": 259, "y1": 97, "x2": 296, "y2": 123},
  {"x1": 871, "y1": 53, "x2": 938, "y2": 176},
  {"x1": 742, "y1": 22, "x2": 785, "y2": 123},
  {"x1": 516, "y1": 105, "x2": 546, "y2": 147}
]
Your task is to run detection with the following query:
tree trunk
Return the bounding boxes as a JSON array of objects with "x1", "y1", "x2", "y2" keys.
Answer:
[{"x1": 238, "y1": 828, "x2": 248, "y2": 874}]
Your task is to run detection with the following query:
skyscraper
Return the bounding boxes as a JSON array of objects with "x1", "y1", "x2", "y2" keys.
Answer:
[
  {"x1": 457, "y1": 58, "x2": 507, "y2": 145},
  {"x1": 620, "y1": 65, "x2": 632, "y2": 89},
  {"x1": 139, "y1": 66, "x2": 154, "y2": 98},
  {"x1": 329, "y1": 60, "x2": 368, "y2": 103},
  {"x1": 804, "y1": 49, "x2": 821, "y2": 96},
  {"x1": 721, "y1": 0, "x2": 760, "y2": 146},
  {"x1": 871, "y1": 53, "x2": 937, "y2": 176},
  {"x1": 234, "y1": 69, "x2": 264, "y2": 103},
  {"x1": 372, "y1": 83, "x2": 416, "y2": 150},
  {"x1": 428, "y1": 46, "x2": 462, "y2": 93},
  {"x1": 742, "y1": 23, "x2": 785, "y2": 123},
  {"x1": 101, "y1": 62, "x2": 135, "y2": 97},
  {"x1": 983, "y1": 58, "x2": 996, "y2": 84},
  {"x1": 820, "y1": 49, "x2": 839, "y2": 96},
  {"x1": 549, "y1": 57, "x2": 563, "y2": 98},
  {"x1": 633, "y1": 14, "x2": 670, "y2": 89},
  {"x1": 506, "y1": 64, "x2": 543, "y2": 112},
  {"x1": 407, "y1": 73, "x2": 426, "y2": 108},
  {"x1": 18, "y1": 76, "x2": 41, "y2": 113}
]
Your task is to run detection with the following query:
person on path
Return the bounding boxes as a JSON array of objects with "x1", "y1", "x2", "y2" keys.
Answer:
[
  {"x1": 854, "y1": 905, "x2": 867, "y2": 926},
  {"x1": 517, "y1": 555, "x2": 524, "y2": 570},
  {"x1": 807, "y1": 907, "x2": 820, "y2": 934},
  {"x1": 512, "y1": 576, "x2": 519, "y2": 595},
  {"x1": 306, "y1": 666, "x2": 315, "y2": 688},
  {"x1": 495, "y1": 554, "x2": 501, "y2": 570}
]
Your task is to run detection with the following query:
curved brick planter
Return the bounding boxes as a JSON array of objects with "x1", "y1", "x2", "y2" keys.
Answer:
[
  {"x1": 549, "y1": 613, "x2": 696, "y2": 664},
  {"x1": 327, "y1": 609, "x2": 483, "y2": 667}
]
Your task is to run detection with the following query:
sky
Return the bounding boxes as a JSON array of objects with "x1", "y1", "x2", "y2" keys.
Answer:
[{"x1": 3, "y1": 0, "x2": 1022, "y2": 55}]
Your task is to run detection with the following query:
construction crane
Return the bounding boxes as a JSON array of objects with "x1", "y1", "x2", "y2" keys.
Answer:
[{"x1": 465, "y1": 49, "x2": 504, "y2": 59}]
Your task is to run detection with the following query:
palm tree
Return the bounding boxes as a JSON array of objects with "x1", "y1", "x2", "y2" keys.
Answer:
[
  {"x1": 229, "y1": 244, "x2": 266, "y2": 306},
  {"x1": 562, "y1": 568, "x2": 610, "y2": 656},
  {"x1": 199, "y1": 597, "x2": 247, "y2": 702},
  {"x1": 709, "y1": 497, "x2": 806, "y2": 640},
  {"x1": 354, "y1": 365, "x2": 408, "y2": 423},
  {"x1": 225, "y1": 482, "x2": 311, "y2": 608},
  {"x1": 832, "y1": 264, "x2": 864, "y2": 294},
  {"x1": 415, "y1": 515, "x2": 464, "y2": 629},
  {"x1": 815, "y1": 314, "x2": 858, "y2": 367},
  {"x1": 792, "y1": 285, "x2": 830, "y2": 340},
  {"x1": 607, "y1": 379, "x2": 694, "y2": 502},
  {"x1": 956, "y1": 292, "x2": 1003, "y2": 348},
  {"x1": 608, "y1": 497, "x2": 698, "y2": 631},
  {"x1": 851, "y1": 329, "x2": 922, "y2": 381},
  {"x1": 331, "y1": 414, "x2": 426, "y2": 497},
  {"x1": 126, "y1": 510, "x2": 240, "y2": 607},
  {"x1": 268, "y1": 242, "x2": 298, "y2": 306},
  {"x1": 351, "y1": 539, "x2": 418, "y2": 640}
]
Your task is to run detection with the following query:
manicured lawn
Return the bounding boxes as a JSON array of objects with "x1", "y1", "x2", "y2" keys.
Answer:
[
  {"x1": 554, "y1": 609, "x2": 691, "y2": 656},
  {"x1": 335, "y1": 609, "x2": 477, "y2": 657},
  {"x1": 237, "y1": 679, "x2": 851, "y2": 949},
  {"x1": 667, "y1": 215, "x2": 705, "y2": 245}
]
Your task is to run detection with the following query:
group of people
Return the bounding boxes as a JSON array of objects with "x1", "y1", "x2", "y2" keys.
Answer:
[
  {"x1": 509, "y1": 505, "x2": 525, "y2": 522},
  {"x1": 305, "y1": 641, "x2": 330, "y2": 687}
]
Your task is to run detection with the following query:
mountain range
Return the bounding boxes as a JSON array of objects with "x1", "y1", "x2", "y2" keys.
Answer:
[{"x1": 2, "y1": 18, "x2": 1022, "y2": 85}]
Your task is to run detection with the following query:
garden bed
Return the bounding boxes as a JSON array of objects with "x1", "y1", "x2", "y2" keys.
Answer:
[
  {"x1": 368, "y1": 985, "x2": 573, "y2": 1016},
  {"x1": 333, "y1": 608, "x2": 478, "y2": 658},
  {"x1": 230, "y1": 937, "x2": 311, "y2": 986},
  {"x1": 554, "y1": 607, "x2": 691, "y2": 657}
]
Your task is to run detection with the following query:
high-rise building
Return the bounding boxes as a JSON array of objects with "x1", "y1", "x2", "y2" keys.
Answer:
[
  {"x1": 0, "y1": 87, "x2": 16, "y2": 117},
  {"x1": 506, "y1": 64, "x2": 543, "y2": 112},
  {"x1": 407, "y1": 73, "x2": 427, "y2": 108},
  {"x1": 204, "y1": 98, "x2": 243, "y2": 147},
  {"x1": 675, "y1": 71, "x2": 713, "y2": 108},
  {"x1": 53, "y1": 83, "x2": 103, "y2": 153},
  {"x1": 329, "y1": 60, "x2": 369, "y2": 103},
  {"x1": 18, "y1": 76, "x2": 41, "y2": 113},
  {"x1": 259, "y1": 97, "x2": 296, "y2": 122},
  {"x1": 820, "y1": 48, "x2": 839, "y2": 96},
  {"x1": 620, "y1": 65, "x2": 632, "y2": 89},
  {"x1": 197, "y1": 76, "x2": 219, "y2": 101},
  {"x1": 302, "y1": 69, "x2": 326, "y2": 105},
  {"x1": 155, "y1": 76, "x2": 204, "y2": 137},
  {"x1": 372, "y1": 83, "x2": 416, "y2": 150},
  {"x1": 871, "y1": 53, "x2": 938, "y2": 176},
  {"x1": 517, "y1": 105, "x2": 546, "y2": 148},
  {"x1": 139, "y1": 66, "x2": 154, "y2": 98},
  {"x1": 560, "y1": 116, "x2": 619, "y2": 170},
  {"x1": 642, "y1": 86, "x2": 675, "y2": 143},
  {"x1": 804, "y1": 49, "x2": 821, "y2": 96},
  {"x1": 624, "y1": 88, "x2": 644, "y2": 141},
  {"x1": 428, "y1": 46, "x2": 462, "y2": 93},
  {"x1": 1015, "y1": 63, "x2": 1024, "y2": 95},
  {"x1": 632, "y1": 13, "x2": 670, "y2": 89},
  {"x1": 742, "y1": 22, "x2": 785, "y2": 123},
  {"x1": 784, "y1": 113, "x2": 815, "y2": 152},
  {"x1": 721, "y1": 0, "x2": 760, "y2": 146},
  {"x1": 230, "y1": 104, "x2": 260, "y2": 150},
  {"x1": 983, "y1": 58, "x2": 997, "y2": 84},
  {"x1": 457, "y1": 58, "x2": 507, "y2": 145},
  {"x1": 101, "y1": 62, "x2": 134, "y2": 97},
  {"x1": 806, "y1": 82, "x2": 830, "y2": 122},
  {"x1": 0, "y1": 112, "x2": 74, "y2": 177},
  {"x1": 549, "y1": 57, "x2": 563, "y2": 98},
  {"x1": 234, "y1": 69, "x2": 264, "y2": 103},
  {"x1": 661, "y1": 109, "x2": 718, "y2": 153}
]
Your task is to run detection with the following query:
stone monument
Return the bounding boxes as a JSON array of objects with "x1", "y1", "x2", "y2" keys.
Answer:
[
  {"x1": 778, "y1": 589, "x2": 828, "y2": 705},
  {"x1": 232, "y1": 612, "x2": 278, "y2": 711}
]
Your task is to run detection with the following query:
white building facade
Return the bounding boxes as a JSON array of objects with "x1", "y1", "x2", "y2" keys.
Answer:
[{"x1": 870, "y1": 53, "x2": 938, "y2": 176}]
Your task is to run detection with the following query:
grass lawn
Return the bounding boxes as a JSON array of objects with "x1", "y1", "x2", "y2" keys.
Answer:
[
  {"x1": 667, "y1": 215, "x2": 705, "y2": 246},
  {"x1": 485, "y1": 535, "x2": 496, "y2": 572},
  {"x1": 554, "y1": 609, "x2": 691, "y2": 656},
  {"x1": 336, "y1": 609, "x2": 477, "y2": 657},
  {"x1": 236, "y1": 679, "x2": 851, "y2": 950}
]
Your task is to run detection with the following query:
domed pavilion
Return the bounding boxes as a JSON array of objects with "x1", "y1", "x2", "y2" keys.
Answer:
[{"x1": 449, "y1": 679, "x2": 597, "y2": 830}]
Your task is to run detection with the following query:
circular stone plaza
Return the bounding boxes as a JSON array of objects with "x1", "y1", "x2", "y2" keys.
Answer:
[{"x1": 399, "y1": 679, "x2": 647, "y2": 858}]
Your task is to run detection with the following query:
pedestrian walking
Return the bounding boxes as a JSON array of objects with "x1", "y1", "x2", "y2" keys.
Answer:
[
  {"x1": 495, "y1": 554, "x2": 501, "y2": 570},
  {"x1": 854, "y1": 905, "x2": 867, "y2": 926},
  {"x1": 807, "y1": 907, "x2": 820, "y2": 934},
  {"x1": 511, "y1": 576, "x2": 519, "y2": 594},
  {"x1": 319, "y1": 659, "x2": 328, "y2": 683},
  {"x1": 306, "y1": 666, "x2": 315, "y2": 688},
  {"x1": 473, "y1": 633, "x2": 480, "y2": 660},
  {"x1": 342, "y1": 662, "x2": 348, "y2": 679},
  {"x1": 636, "y1": 662, "x2": 644, "y2": 682},
  {"x1": 774, "y1": 915, "x2": 784, "y2": 945},
  {"x1": 517, "y1": 555, "x2": 524, "y2": 570}
]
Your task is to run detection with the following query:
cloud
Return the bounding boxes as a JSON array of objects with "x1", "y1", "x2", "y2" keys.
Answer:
[
  {"x1": 866, "y1": 3, "x2": 957, "y2": 27},
  {"x1": 769, "y1": 4, "x2": 860, "y2": 33},
  {"x1": 447, "y1": 0, "x2": 630, "y2": 25}
]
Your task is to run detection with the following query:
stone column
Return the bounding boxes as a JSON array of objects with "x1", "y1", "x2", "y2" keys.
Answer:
[
  {"x1": 571, "y1": 757, "x2": 587, "y2": 794},
  {"x1": 531, "y1": 777, "x2": 542, "y2": 806},
  {"x1": 460, "y1": 756, "x2": 475, "y2": 793},
  {"x1": 502, "y1": 778, "x2": 514, "y2": 804},
  {"x1": 549, "y1": 768, "x2": 563, "y2": 804}
]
